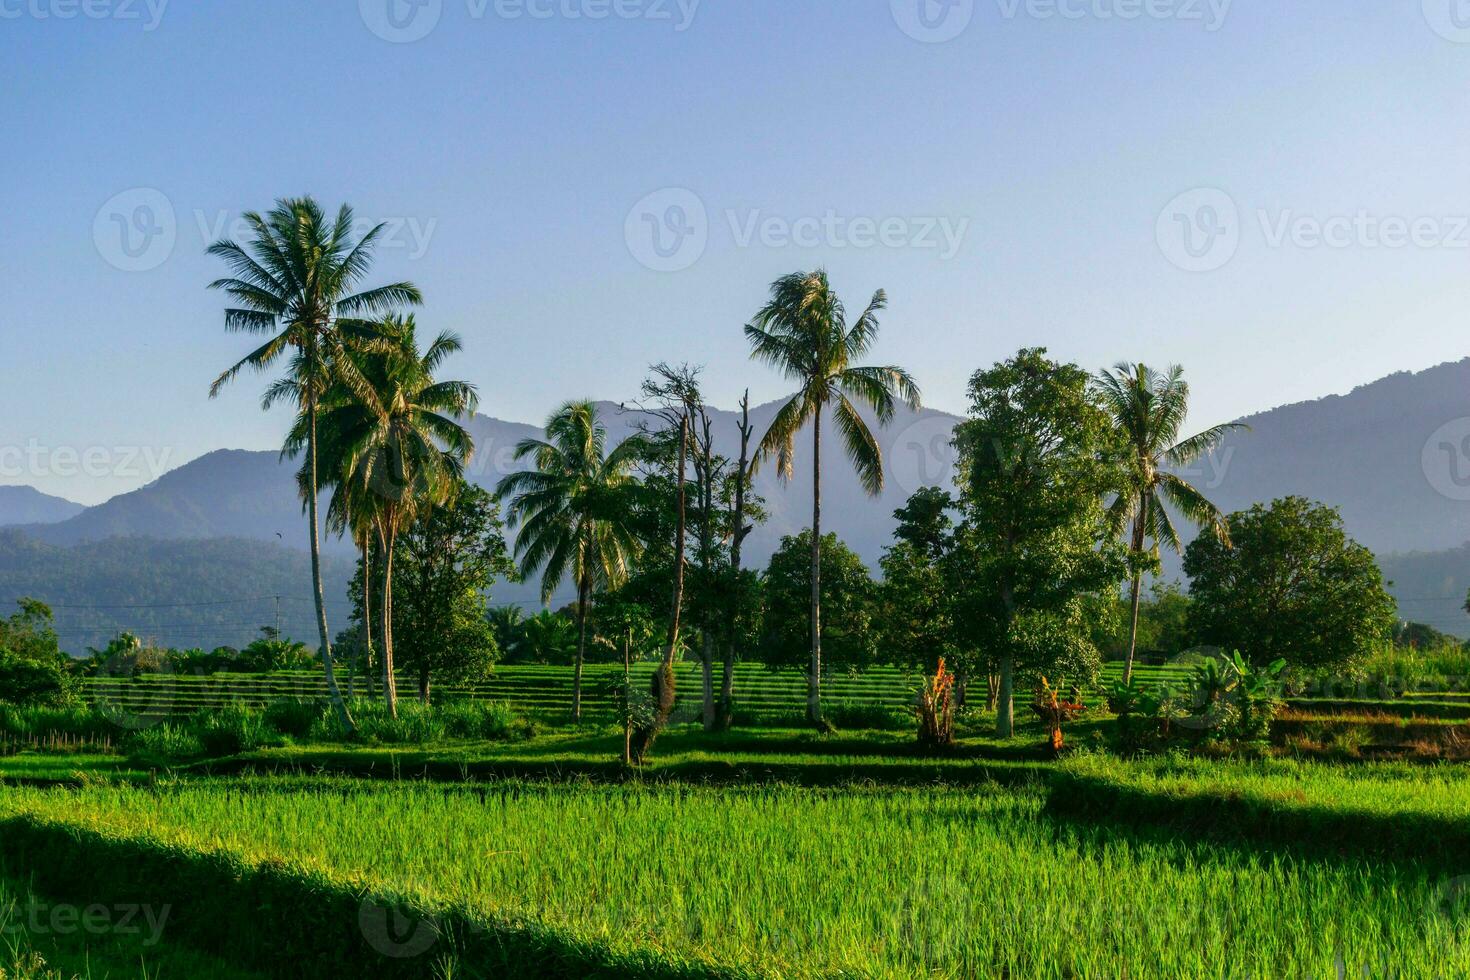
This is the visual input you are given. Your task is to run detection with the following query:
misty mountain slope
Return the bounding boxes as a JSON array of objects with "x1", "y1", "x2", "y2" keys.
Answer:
[
  {"x1": 0, "y1": 485, "x2": 85, "y2": 526},
  {"x1": 0, "y1": 531, "x2": 356, "y2": 654},
  {"x1": 23, "y1": 449, "x2": 319, "y2": 550},
  {"x1": 23, "y1": 402, "x2": 960, "y2": 574},
  {"x1": 1199, "y1": 358, "x2": 1470, "y2": 556}
]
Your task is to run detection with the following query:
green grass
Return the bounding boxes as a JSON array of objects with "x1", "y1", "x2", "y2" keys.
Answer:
[
  {"x1": 78, "y1": 662, "x2": 1201, "y2": 723},
  {"x1": 0, "y1": 767, "x2": 1465, "y2": 979},
  {"x1": 0, "y1": 873, "x2": 265, "y2": 979}
]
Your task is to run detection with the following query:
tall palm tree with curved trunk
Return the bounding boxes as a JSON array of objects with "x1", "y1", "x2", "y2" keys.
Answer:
[
  {"x1": 497, "y1": 401, "x2": 646, "y2": 722},
  {"x1": 208, "y1": 197, "x2": 422, "y2": 731},
  {"x1": 1094, "y1": 363, "x2": 1245, "y2": 685},
  {"x1": 294, "y1": 316, "x2": 477, "y2": 718},
  {"x1": 745, "y1": 269, "x2": 922, "y2": 726}
]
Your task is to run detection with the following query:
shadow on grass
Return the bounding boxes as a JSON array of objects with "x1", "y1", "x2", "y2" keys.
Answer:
[
  {"x1": 0, "y1": 815, "x2": 745, "y2": 980},
  {"x1": 1041, "y1": 769, "x2": 1470, "y2": 870}
]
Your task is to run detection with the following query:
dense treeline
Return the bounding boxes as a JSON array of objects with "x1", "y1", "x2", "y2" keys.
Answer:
[{"x1": 0, "y1": 194, "x2": 1411, "y2": 762}]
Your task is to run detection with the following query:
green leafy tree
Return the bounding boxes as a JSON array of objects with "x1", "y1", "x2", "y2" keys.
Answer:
[
  {"x1": 877, "y1": 488, "x2": 958, "y2": 674},
  {"x1": 1096, "y1": 580, "x2": 1194, "y2": 661},
  {"x1": 238, "y1": 628, "x2": 317, "y2": 672},
  {"x1": 1094, "y1": 363, "x2": 1244, "y2": 684},
  {"x1": 298, "y1": 316, "x2": 476, "y2": 717},
  {"x1": 390, "y1": 483, "x2": 516, "y2": 703},
  {"x1": 0, "y1": 600, "x2": 75, "y2": 707},
  {"x1": 488, "y1": 606, "x2": 527, "y2": 661},
  {"x1": 208, "y1": 196, "x2": 422, "y2": 731},
  {"x1": 758, "y1": 531, "x2": 878, "y2": 676},
  {"x1": 1183, "y1": 497, "x2": 1396, "y2": 671},
  {"x1": 517, "y1": 610, "x2": 579, "y2": 664},
  {"x1": 497, "y1": 401, "x2": 646, "y2": 720},
  {"x1": 953, "y1": 349, "x2": 1128, "y2": 737},
  {"x1": 745, "y1": 269, "x2": 921, "y2": 725}
]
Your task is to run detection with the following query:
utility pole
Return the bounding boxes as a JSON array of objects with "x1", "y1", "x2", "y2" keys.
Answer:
[{"x1": 274, "y1": 595, "x2": 281, "y2": 640}]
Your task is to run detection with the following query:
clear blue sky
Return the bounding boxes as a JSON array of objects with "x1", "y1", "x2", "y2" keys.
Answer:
[{"x1": 5, "y1": 0, "x2": 1470, "y2": 503}]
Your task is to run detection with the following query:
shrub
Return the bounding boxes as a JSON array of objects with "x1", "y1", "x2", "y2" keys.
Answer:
[
  {"x1": 192, "y1": 705, "x2": 276, "y2": 756},
  {"x1": 0, "y1": 704, "x2": 114, "y2": 743},
  {"x1": 1152, "y1": 652, "x2": 1286, "y2": 748},
  {"x1": 263, "y1": 698, "x2": 326, "y2": 739},
  {"x1": 437, "y1": 701, "x2": 534, "y2": 741},
  {"x1": 825, "y1": 700, "x2": 910, "y2": 731},
  {"x1": 125, "y1": 723, "x2": 205, "y2": 761},
  {"x1": 916, "y1": 660, "x2": 957, "y2": 748},
  {"x1": 351, "y1": 701, "x2": 444, "y2": 744}
]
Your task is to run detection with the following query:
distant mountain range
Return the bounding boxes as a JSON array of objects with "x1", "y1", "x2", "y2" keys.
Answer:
[
  {"x1": 0, "y1": 485, "x2": 84, "y2": 526},
  {"x1": 7, "y1": 359, "x2": 1470, "y2": 647}
]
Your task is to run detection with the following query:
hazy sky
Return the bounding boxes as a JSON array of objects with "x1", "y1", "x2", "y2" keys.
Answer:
[{"x1": 5, "y1": 0, "x2": 1470, "y2": 504}]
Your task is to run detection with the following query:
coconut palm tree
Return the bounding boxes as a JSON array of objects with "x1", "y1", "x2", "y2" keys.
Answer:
[
  {"x1": 208, "y1": 197, "x2": 421, "y2": 731},
  {"x1": 292, "y1": 316, "x2": 477, "y2": 717},
  {"x1": 745, "y1": 269, "x2": 921, "y2": 726},
  {"x1": 1094, "y1": 363, "x2": 1245, "y2": 685},
  {"x1": 497, "y1": 401, "x2": 646, "y2": 721}
]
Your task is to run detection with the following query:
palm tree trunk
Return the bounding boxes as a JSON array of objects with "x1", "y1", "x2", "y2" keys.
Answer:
[
  {"x1": 809, "y1": 401, "x2": 823, "y2": 728},
  {"x1": 718, "y1": 394, "x2": 751, "y2": 732},
  {"x1": 623, "y1": 626, "x2": 633, "y2": 767},
  {"x1": 362, "y1": 540, "x2": 376, "y2": 700},
  {"x1": 573, "y1": 576, "x2": 590, "y2": 723},
  {"x1": 1123, "y1": 502, "x2": 1149, "y2": 686},
  {"x1": 380, "y1": 521, "x2": 399, "y2": 720},
  {"x1": 700, "y1": 632, "x2": 715, "y2": 731},
  {"x1": 632, "y1": 412, "x2": 689, "y2": 764},
  {"x1": 307, "y1": 393, "x2": 353, "y2": 733}
]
